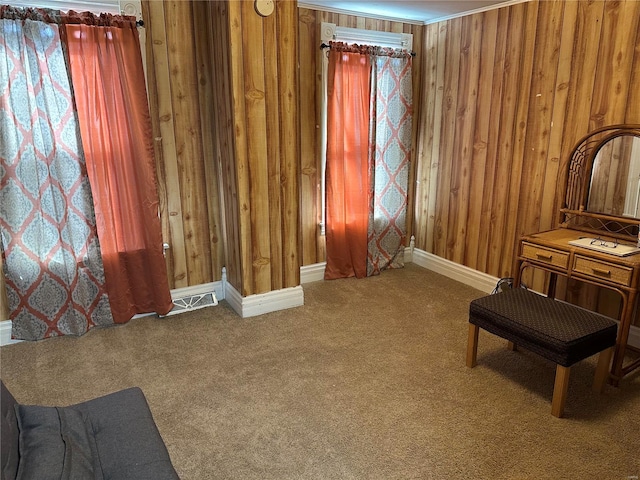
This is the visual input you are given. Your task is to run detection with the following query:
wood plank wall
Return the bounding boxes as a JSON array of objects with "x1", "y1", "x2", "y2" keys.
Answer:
[
  {"x1": 413, "y1": 0, "x2": 640, "y2": 309},
  {"x1": 143, "y1": 0, "x2": 300, "y2": 298},
  {"x1": 298, "y1": 7, "x2": 424, "y2": 266},
  {"x1": 142, "y1": 0, "x2": 224, "y2": 290},
  {"x1": 209, "y1": 0, "x2": 300, "y2": 296}
]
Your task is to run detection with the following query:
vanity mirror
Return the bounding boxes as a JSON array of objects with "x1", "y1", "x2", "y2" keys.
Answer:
[
  {"x1": 587, "y1": 134, "x2": 640, "y2": 218},
  {"x1": 561, "y1": 124, "x2": 640, "y2": 240}
]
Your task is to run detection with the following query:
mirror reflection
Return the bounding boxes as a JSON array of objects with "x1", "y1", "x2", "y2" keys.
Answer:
[{"x1": 587, "y1": 135, "x2": 640, "y2": 219}]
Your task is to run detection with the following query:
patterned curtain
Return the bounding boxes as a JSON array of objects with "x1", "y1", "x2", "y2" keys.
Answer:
[
  {"x1": 325, "y1": 42, "x2": 412, "y2": 279},
  {"x1": 367, "y1": 52, "x2": 413, "y2": 276},
  {"x1": 0, "y1": 11, "x2": 114, "y2": 339}
]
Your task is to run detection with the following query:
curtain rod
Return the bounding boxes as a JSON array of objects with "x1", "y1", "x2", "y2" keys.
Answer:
[{"x1": 320, "y1": 42, "x2": 415, "y2": 57}]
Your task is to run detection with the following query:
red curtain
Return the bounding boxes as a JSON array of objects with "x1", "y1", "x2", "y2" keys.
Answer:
[
  {"x1": 63, "y1": 13, "x2": 173, "y2": 323},
  {"x1": 325, "y1": 44, "x2": 372, "y2": 279}
]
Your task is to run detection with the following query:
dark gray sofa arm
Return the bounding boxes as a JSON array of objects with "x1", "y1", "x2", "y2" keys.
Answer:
[{"x1": 1, "y1": 381, "x2": 179, "y2": 480}]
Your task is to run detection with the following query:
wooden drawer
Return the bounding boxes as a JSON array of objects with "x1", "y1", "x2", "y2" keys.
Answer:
[
  {"x1": 521, "y1": 243, "x2": 569, "y2": 269},
  {"x1": 573, "y1": 255, "x2": 633, "y2": 286}
]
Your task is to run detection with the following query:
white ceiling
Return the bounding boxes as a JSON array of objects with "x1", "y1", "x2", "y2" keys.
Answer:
[{"x1": 299, "y1": 0, "x2": 522, "y2": 24}]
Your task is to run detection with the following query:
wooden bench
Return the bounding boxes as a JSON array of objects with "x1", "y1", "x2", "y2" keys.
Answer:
[{"x1": 466, "y1": 288, "x2": 617, "y2": 417}]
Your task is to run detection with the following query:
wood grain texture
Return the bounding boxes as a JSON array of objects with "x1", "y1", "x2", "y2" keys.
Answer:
[
  {"x1": 143, "y1": 0, "x2": 221, "y2": 289},
  {"x1": 139, "y1": 0, "x2": 638, "y2": 313},
  {"x1": 414, "y1": 0, "x2": 640, "y2": 318},
  {"x1": 209, "y1": 0, "x2": 243, "y2": 290},
  {"x1": 214, "y1": 0, "x2": 300, "y2": 295}
]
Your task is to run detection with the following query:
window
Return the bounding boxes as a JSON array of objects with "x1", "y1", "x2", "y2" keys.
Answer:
[{"x1": 319, "y1": 22, "x2": 412, "y2": 235}]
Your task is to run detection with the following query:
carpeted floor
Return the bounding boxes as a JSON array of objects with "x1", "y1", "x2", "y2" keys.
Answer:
[{"x1": 1, "y1": 264, "x2": 639, "y2": 479}]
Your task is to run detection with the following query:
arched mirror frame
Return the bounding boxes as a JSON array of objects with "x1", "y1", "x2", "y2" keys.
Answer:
[{"x1": 560, "y1": 124, "x2": 640, "y2": 241}]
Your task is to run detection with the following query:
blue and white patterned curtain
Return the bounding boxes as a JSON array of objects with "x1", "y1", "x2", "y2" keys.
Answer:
[
  {"x1": 367, "y1": 51, "x2": 413, "y2": 276},
  {"x1": 0, "y1": 9, "x2": 114, "y2": 339}
]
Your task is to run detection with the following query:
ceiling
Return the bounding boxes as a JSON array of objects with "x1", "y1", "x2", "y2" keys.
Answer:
[{"x1": 299, "y1": 0, "x2": 520, "y2": 24}]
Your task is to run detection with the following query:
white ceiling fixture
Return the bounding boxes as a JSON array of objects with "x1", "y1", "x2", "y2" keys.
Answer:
[{"x1": 299, "y1": 0, "x2": 528, "y2": 24}]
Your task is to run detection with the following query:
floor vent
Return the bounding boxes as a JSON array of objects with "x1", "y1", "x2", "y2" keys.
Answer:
[{"x1": 166, "y1": 291, "x2": 218, "y2": 316}]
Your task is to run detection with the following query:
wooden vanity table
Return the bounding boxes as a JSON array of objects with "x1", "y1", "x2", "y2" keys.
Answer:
[
  {"x1": 515, "y1": 124, "x2": 640, "y2": 384},
  {"x1": 515, "y1": 228, "x2": 640, "y2": 383}
]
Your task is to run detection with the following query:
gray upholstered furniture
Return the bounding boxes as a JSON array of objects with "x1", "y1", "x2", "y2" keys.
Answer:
[
  {"x1": 1, "y1": 381, "x2": 179, "y2": 479},
  {"x1": 466, "y1": 288, "x2": 617, "y2": 417}
]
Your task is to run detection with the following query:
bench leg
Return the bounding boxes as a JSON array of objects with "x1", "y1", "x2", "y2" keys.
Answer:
[
  {"x1": 466, "y1": 323, "x2": 479, "y2": 368},
  {"x1": 507, "y1": 341, "x2": 517, "y2": 352},
  {"x1": 551, "y1": 365, "x2": 571, "y2": 418},
  {"x1": 593, "y1": 347, "x2": 614, "y2": 393}
]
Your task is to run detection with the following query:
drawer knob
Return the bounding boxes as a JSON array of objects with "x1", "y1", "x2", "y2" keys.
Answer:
[
  {"x1": 592, "y1": 267, "x2": 611, "y2": 277},
  {"x1": 536, "y1": 253, "x2": 553, "y2": 261}
]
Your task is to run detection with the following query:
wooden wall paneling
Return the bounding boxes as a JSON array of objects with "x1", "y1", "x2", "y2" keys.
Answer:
[
  {"x1": 263, "y1": 8, "x2": 284, "y2": 290},
  {"x1": 524, "y1": 0, "x2": 564, "y2": 234},
  {"x1": 227, "y1": 1, "x2": 254, "y2": 295},
  {"x1": 144, "y1": 0, "x2": 188, "y2": 288},
  {"x1": 590, "y1": 0, "x2": 640, "y2": 129},
  {"x1": 433, "y1": 20, "x2": 461, "y2": 259},
  {"x1": 193, "y1": 1, "x2": 224, "y2": 281},
  {"x1": 405, "y1": 23, "x2": 424, "y2": 242},
  {"x1": 298, "y1": 8, "x2": 320, "y2": 266},
  {"x1": 516, "y1": 0, "x2": 562, "y2": 291},
  {"x1": 500, "y1": 0, "x2": 538, "y2": 281},
  {"x1": 448, "y1": 15, "x2": 482, "y2": 265},
  {"x1": 276, "y1": 0, "x2": 301, "y2": 288},
  {"x1": 210, "y1": 1, "x2": 243, "y2": 290},
  {"x1": 626, "y1": 14, "x2": 640, "y2": 123},
  {"x1": 164, "y1": 1, "x2": 212, "y2": 287},
  {"x1": 412, "y1": 23, "x2": 438, "y2": 252},
  {"x1": 241, "y1": 0, "x2": 273, "y2": 294},
  {"x1": 485, "y1": 5, "x2": 522, "y2": 278},
  {"x1": 426, "y1": 23, "x2": 448, "y2": 254},
  {"x1": 559, "y1": 0, "x2": 604, "y2": 174},
  {"x1": 554, "y1": 1, "x2": 605, "y2": 306},
  {"x1": 542, "y1": 1, "x2": 578, "y2": 231},
  {"x1": 463, "y1": 11, "x2": 497, "y2": 270},
  {"x1": 475, "y1": 8, "x2": 507, "y2": 273}
]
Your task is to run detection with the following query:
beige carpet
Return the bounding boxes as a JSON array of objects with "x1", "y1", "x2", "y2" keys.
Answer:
[{"x1": 1, "y1": 264, "x2": 639, "y2": 479}]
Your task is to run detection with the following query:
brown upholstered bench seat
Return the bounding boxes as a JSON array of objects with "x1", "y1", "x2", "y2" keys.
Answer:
[{"x1": 466, "y1": 288, "x2": 618, "y2": 417}]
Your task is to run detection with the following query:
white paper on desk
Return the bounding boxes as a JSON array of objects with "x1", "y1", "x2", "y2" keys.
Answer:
[{"x1": 568, "y1": 237, "x2": 640, "y2": 257}]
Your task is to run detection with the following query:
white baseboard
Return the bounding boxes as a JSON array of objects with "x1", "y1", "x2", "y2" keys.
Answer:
[
  {"x1": 0, "y1": 321, "x2": 19, "y2": 346},
  {"x1": 224, "y1": 283, "x2": 304, "y2": 318},
  {"x1": 300, "y1": 262, "x2": 327, "y2": 284},
  {"x1": 410, "y1": 248, "x2": 499, "y2": 294}
]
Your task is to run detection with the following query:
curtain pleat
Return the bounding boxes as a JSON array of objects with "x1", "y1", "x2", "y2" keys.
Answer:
[
  {"x1": 324, "y1": 45, "x2": 372, "y2": 280},
  {"x1": 63, "y1": 17, "x2": 173, "y2": 323},
  {"x1": 0, "y1": 13, "x2": 114, "y2": 339}
]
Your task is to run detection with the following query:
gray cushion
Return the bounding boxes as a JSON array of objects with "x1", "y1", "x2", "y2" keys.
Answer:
[
  {"x1": 469, "y1": 289, "x2": 618, "y2": 366},
  {"x1": 0, "y1": 383, "x2": 179, "y2": 480},
  {"x1": 71, "y1": 387, "x2": 179, "y2": 480},
  {"x1": 1, "y1": 382, "x2": 19, "y2": 480},
  {"x1": 14, "y1": 405, "x2": 94, "y2": 480}
]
